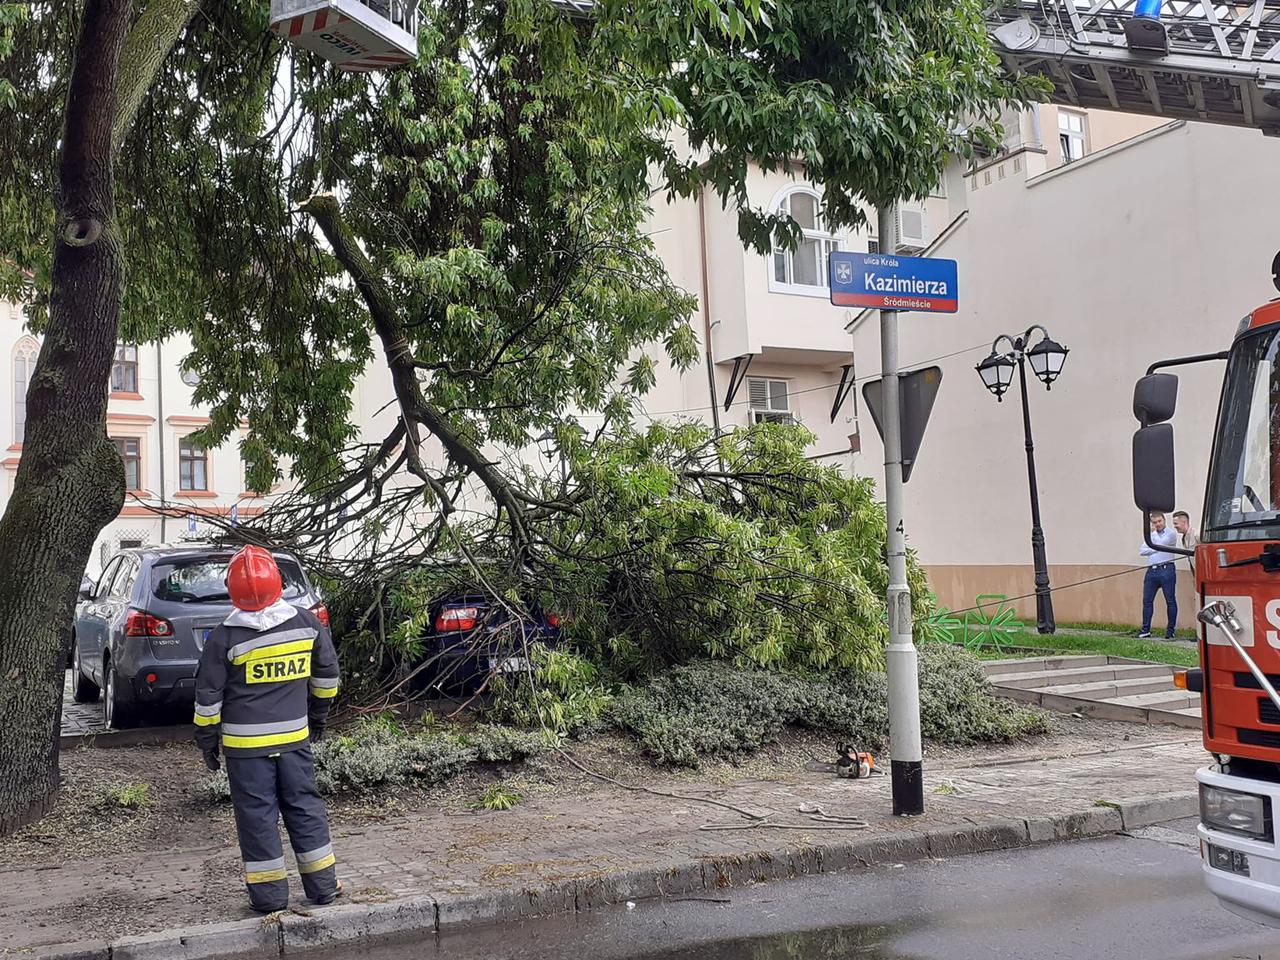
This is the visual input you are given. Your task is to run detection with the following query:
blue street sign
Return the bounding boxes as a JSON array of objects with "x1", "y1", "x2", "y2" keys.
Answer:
[
  {"x1": 230, "y1": 504, "x2": 239, "y2": 527},
  {"x1": 829, "y1": 251, "x2": 958, "y2": 314},
  {"x1": 187, "y1": 516, "x2": 197, "y2": 534}
]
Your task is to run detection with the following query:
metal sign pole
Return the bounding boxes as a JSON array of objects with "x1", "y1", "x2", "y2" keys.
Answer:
[{"x1": 876, "y1": 204, "x2": 924, "y2": 816}]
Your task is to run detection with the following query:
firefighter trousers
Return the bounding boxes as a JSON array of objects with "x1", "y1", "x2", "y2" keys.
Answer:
[{"x1": 225, "y1": 747, "x2": 338, "y2": 912}]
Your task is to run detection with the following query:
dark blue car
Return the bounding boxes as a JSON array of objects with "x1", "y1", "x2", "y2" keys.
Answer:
[{"x1": 413, "y1": 593, "x2": 562, "y2": 695}]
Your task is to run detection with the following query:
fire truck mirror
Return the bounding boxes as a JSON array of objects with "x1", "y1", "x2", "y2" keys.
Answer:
[
  {"x1": 1133, "y1": 373, "x2": 1178, "y2": 425},
  {"x1": 1133, "y1": 423, "x2": 1176, "y2": 512}
]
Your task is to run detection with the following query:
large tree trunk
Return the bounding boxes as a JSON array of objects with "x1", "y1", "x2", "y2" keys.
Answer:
[{"x1": 0, "y1": 0, "x2": 132, "y2": 834}]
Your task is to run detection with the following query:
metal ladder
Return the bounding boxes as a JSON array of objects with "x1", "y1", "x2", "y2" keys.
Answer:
[{"x1": 986, "y1": 0, "x2": 1280, "y2": 133}]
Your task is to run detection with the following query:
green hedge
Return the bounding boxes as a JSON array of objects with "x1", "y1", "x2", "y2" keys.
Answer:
[{"x1": 608, "y1": 645, "x2": 1051, "y2": 767}]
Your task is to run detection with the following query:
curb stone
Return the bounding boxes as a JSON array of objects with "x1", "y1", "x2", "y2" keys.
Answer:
[
  {"x1": 26, "y1": 793, "x2": 1199, "y2": 960},
  {"x1": 281, "y1": 898, "x2": 437, "y2": 953},
  {"x1": 111, "y1": 917, "x2": 280, "y2": 960},
  {"x1": 18, "y1": 943, "x2": 111, "y2": 960},
  {"x1": 1112, "y1": 791, "x2": 1199, "y2": 830},
  {"x1": 1025, "y1": 806, "x2": 1124, "y2": 843}
]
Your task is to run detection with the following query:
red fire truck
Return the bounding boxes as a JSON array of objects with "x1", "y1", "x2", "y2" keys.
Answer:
[{"x1": 1133, "y1": 293, "x2": 1280, "y2": 926}]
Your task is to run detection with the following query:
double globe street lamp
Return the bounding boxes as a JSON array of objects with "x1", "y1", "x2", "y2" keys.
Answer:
[{"x1": 975, "y1": 326, "x2": 1070, "y2": 635}]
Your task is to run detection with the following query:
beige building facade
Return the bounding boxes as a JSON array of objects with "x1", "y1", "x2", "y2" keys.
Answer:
[
  {"x1": 0, "y1": 311, "x2": 269, "y2": 577},
  {"x1": 848, "y1": 109, "x2": 1280, "y2": 625},
  {"x1": 637, "y1": 158, "x2": 952, "y2": 462},
  {"x1": 4, "y1": 103, "x2": 1274, "y2": 625}
]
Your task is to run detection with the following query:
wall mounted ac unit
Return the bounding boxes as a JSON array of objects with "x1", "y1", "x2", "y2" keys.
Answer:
[
  {"x1": 752, "y1": 410, "x2": 795, "y2": 426},
  {"x1": 894, "y1": 202, "x2": 928, "y2": 253},
  {"x1": 748, "y1": 377, "x2": 795, "y2": 425}
]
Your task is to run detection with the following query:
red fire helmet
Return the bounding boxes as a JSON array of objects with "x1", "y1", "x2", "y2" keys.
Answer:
[{"x1": 227, "y1": 545, "x2": 283, "y2": 612}]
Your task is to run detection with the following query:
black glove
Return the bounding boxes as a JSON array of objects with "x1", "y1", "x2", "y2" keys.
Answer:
[
  {"x1": 310, "y1": 718, "x2": 326, "y2": 743},
  {"x1": 202, "y1": 744, "x2": 221, "y2": 772}
]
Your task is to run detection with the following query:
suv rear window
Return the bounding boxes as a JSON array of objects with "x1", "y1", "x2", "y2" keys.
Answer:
[{"x1": 150, "y1": 555, "x2": 310, "y2": 603}]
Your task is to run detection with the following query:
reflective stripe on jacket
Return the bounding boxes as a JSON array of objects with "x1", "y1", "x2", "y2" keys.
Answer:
[{"x1": 193, "y1": 607, "x2": 340, "y2": 758}]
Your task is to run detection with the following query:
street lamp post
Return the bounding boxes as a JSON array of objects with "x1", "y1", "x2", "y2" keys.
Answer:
[
  {"x1": 536, "y1": 429, "x2": 567, "y2": 483},
  {"x1": 537, "y1": 423, "x2": 585, "y2": 483},
  {"x1": 975, "y1": 325, "x2": 1069, "y2": 635}
]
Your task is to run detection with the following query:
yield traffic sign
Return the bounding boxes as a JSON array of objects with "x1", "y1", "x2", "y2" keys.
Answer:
[{"x1": 861, "y1": 366, "x2": 943, "y2": 483}]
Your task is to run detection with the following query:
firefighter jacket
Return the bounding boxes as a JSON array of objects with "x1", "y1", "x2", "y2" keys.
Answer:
[{"x1": 193, "y1": 602, "x2": 340, "y2": 758}]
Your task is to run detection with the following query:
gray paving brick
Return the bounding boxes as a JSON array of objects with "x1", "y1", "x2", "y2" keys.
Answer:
[{"x1": 5, "y1": 733, "x2": 1206, "y2": 956}]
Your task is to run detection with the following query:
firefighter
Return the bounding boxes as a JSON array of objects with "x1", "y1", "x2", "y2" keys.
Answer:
[{"x1": 193, "y1": 545, "x2": 341, "y2": 913}]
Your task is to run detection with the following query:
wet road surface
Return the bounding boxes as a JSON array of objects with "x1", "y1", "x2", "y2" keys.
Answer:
[{"x1": 314, "y1": 819, "x2": 1280, "y2": 960}]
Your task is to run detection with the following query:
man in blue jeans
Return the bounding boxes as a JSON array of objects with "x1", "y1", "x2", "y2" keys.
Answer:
[{"x1": 1138, "y1": 511, "x2": 1179, "y2": 639}]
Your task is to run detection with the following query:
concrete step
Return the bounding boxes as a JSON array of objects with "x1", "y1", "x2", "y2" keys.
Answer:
[
  {"x1": 994, "y1": 663, "x2": 1175, "y2": 690},
  {"x1": 1034, "y1": 691, "x2": 1203, "y2": 727},
  {"x1": 1172, "y1": 706, "x2": 1204, "y2": 718},
  {"x1": 1105, "y1": 690, "x2": 1201, "y2": 711},
  {"x1": 983, "y1": 655, "x2": 1110, "y2": 676},
  {"x1": 1034, "y1": 674, "x2": 1184, "y2": 700}
]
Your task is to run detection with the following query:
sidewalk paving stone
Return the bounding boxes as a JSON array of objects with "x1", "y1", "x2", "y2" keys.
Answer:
[
  {"x1": 0, "y1": 729, "x2": 1208, "y2": 958},
  {"x1": 59, "y1": 670, "x2": 192, "y2": 748}
]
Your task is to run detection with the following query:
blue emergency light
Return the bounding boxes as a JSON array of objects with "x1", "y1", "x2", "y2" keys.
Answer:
[{"x1": 1125, "y1": 0, "x2": 1168, "y2": 52}]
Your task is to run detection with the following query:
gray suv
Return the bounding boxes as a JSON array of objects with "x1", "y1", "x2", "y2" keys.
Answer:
[{"x1": 72, "y1": 545, "x2": 327, "y2": 728}]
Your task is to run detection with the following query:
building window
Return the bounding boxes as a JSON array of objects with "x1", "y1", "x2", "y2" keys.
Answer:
[
  {"x1": 1058, "y1": 110, "x2": 1087, "y2": 164},
  {"x1": 771, "y1": 189, "x2": 841, "y2": 292},
  {"x1": 111, "y1": 343, "x2": 139, "y2": 394},
  {"x1": 179, "y1": 438, "x2": 208, "y2": 491},
  {"x1": 867, "y1": 238, "x2": 880, "y2": 255},
  {"x1": 13, "y1": 338, "x2": 38, "y2": 444},
  {"x1": 748, "y1": 377, "x2": 794, "y2": 425},
  {"x1": 112, "y1": 437, "x2": 142, "y2": 491}
]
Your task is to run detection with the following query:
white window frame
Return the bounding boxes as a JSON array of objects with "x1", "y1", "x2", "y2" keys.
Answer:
[
  {"x1": 747, "y1": 376, "x2": 795, "y2": 425},
  {"x1": 111, "y1": 342, "x2": 139, "y2": 395},
  {"x1": 178, "y1": 437, "x2": 210, "y2": 491},
  {"x1": 1058, "y1": 109, "x2": 1087, "y2": 164},
  {"x1": 110, "y1": 435, "x2": 144, "y2": 493},
  {"x1": 767, "y1": 186, "x2": 846, "y2": 300},
  {"x1": 13, "y1": 337, "x2": 38, "y2": 445}
]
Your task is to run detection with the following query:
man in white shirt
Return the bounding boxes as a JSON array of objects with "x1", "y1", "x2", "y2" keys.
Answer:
[
  {"x1": 1172, "y1": 510, "x2": 1198, "y2": 577},
  {"x1": 1138, "y1": 511, "x2": 1179, "y2": 639}
]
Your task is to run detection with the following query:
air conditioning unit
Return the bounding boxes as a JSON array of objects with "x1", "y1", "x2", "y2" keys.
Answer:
[
  {"x1": 752, "y1": 410, "x2": 795, "y2": 425},
  {"x1": 748, "y1": 377, "x2": 795, "y2": 425},
  {"x1": 893, "y1": 202, "x2": 928, "y2": 253}
]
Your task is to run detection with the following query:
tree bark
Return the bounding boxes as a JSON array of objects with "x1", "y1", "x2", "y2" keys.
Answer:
[
  {"x1": 0, "y1": 0, "x2": 132, "y2": 834},
  {"x1": 112, "y1": 0, "x2": 202, "y2": 154},
  {"x1": 300, "y1": 194, "x2": 531, "y2": 544}
]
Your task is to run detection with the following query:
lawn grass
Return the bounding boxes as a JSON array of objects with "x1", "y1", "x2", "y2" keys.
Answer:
[
  {"x1": 956, "y1": 629, "x2": 1199, "y2": 668},
  {"x1": 1058, "y1": 620, "x2": 1197, "y2": 640}
]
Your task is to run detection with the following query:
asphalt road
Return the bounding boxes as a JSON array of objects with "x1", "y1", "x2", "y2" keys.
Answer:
[{"x1": 321, "y1": 819, "x2": 1280, "y2": 960}]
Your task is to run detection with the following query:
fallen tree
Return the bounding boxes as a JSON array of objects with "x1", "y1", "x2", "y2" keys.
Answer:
[{"x1": 0, "y1": 0, "x2": 1045, "y2": 829}]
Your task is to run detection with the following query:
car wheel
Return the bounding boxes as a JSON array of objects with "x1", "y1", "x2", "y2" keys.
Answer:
[
  {"x1": 103, "y1": 658, "x2": 139, "y2": 729},
  {"x1": 70, "y1": 640, "x2": 99, "y2": 703}
]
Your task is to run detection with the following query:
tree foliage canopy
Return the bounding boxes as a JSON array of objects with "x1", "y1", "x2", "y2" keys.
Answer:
[
  {"x1": 2, "y1": 0, "x2": 1041, "y2": 692},
  {"x1": 2, "y1": 0, "x2": 1041, "y2": 498}
]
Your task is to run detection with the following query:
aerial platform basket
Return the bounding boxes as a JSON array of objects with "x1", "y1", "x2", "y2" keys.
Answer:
[{"x1": 270, "y1": 0, "x2": 419, "y2": 72}]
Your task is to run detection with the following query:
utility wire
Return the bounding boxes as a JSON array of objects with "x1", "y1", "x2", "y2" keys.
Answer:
[{"x1": 918, "y1": 563, "x2": 1153, "y2": 624}]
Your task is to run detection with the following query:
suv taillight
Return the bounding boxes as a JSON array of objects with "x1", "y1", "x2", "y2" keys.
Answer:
[
  {"x1": 310, "y1": 603, "x2": 330, "y2": 627},
  {"x1": 435, "y1": 606, "x2": 479, "y2": 632},
  {"x1": 125, "y1": 609, "x2": 174, "y2": 638}
]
